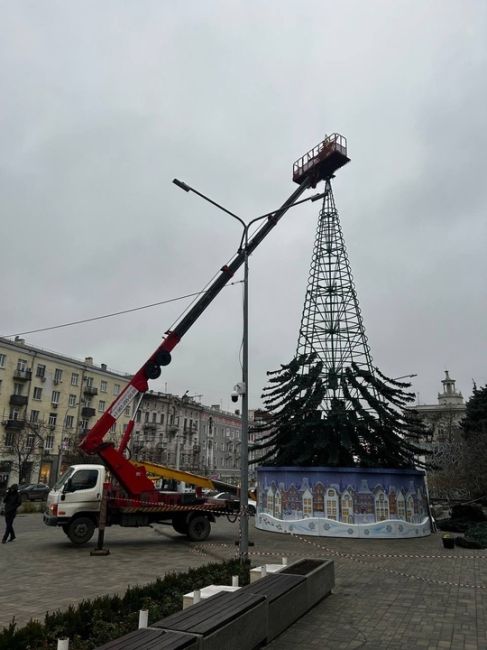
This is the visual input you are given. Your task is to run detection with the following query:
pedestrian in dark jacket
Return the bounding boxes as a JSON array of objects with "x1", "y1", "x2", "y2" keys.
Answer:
[{"x1": 2, "y1": 484, "x2": 21, "y2": 543}]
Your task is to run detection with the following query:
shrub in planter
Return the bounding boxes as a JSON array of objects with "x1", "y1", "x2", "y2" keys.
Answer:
[
  {"x1": 0, "y1": 559, "x2": 249, "y2": 650},
  {"x1": 451, "y1": 504, "x2": 486, "y2": 522},
  {"x1": 455, "y1": 522, "x2": 487, "y2": 549}
]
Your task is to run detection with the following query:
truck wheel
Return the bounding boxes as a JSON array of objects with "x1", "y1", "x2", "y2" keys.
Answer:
[
  {"x1": 66, "y1": 517, "x2": 96, "y2": 545},
  {"x1": 187, "y1": 515, "x2": 211, "y2": 541},
  {"x1": 172, "y1": 516, "x2": 189, "y2": 535}
]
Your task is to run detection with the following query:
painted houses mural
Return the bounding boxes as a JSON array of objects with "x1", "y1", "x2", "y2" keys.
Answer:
[{"x1": 258, "y1": 468, "x2": 428, "y2": 525}]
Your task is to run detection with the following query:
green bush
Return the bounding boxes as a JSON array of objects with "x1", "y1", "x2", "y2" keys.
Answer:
[
  {"x1": 456, "y1": 522, "x2": 487, "y2": 549},
  {"x1": 0, "y1": 559, "x2": 249, "y2": 650}
]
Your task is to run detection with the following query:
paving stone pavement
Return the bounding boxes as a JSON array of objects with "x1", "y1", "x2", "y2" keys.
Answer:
[{"x1": 1, "y1": 513, "x2": 487, "y2": 649}]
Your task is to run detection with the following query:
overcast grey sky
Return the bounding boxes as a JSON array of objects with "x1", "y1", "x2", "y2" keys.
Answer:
[{"x1": 1, "y1": 1, "x2": 486, "y2": 411}]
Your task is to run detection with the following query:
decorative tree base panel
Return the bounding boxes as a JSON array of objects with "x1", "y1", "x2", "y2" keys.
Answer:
[{"x1": 256, "y1": 466, "x2": 431, "y2": 539}]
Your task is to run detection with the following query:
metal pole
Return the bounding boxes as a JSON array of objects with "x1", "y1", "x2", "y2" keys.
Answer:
[
  {"x1": 90, "y1": 486, "x2": 110, "y2": 556},
  {"x1": 239, "y1": 239, "x2": 249, "y2": 563}
]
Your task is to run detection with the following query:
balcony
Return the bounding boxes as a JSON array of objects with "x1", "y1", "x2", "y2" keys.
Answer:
[
  {"x1": 83, "y1": 385, "x2": 98, "y2": 396},
  {"x1": 9, "y1": 394, "x2": 28, "y2": 406},
  {"x1": 13, "y1": 369, "x2": 32, "y2": 381},
  {"x1": 143, "y1": 422, "x2": 157, "y2": 432},
  {"x1": 81, "y1": 407, "x2": 96, "y2": 418},
  {"x1": 2, "y1": 419, "x2": 25, "y2": 431}
]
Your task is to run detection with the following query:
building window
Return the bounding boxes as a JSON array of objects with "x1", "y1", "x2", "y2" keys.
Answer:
[
  {"x1": 33, "y1": 387, "x2": 42, "y2": 400},
  {"x1": 45, "y1": 435, "x2": 54, "y2": 450},
  {"x1": 152, "y1": 412, "x2": 157, "y2": 423},
  {"x1": 80, "y1": 419, "x2": 89, "y2": 432},
  {"x1": 86, "y1": 377, "x2": 93, "y2": 388},
  {"x1": 113, "y1": 384, "x2": 120, "y2": 396},
  {"x1": 13, "y1": 383, "x2": 23, "y2": 396},
  {"x1": 17, "y1": 359, "x2": 28, "y2": 371},
  {"x1": 5, "y1": 432, "x2": 14, "y2": 447},
  {"x1": 325, "y1": 488, "x2": 338, "y2": 520},
  {"x1": 54, "y1": 369, "x2": 63, "y2": 384},
  {"x1": 0, "y1": 379, "x2": 3, "y2": 394},
  {"x1": 160, "y1": 413, "x2": 165, "y2": 425},
  {"x1": 9, "y1": 408, "x2": 20, "y2": 420},
  {"x1": 26, "y1": 433, "x2": 35, "y2": 448},
  {"x1": 397, "y1": 494, "x2": 406, "y2": 520},
  {"x1": 36, "y1": 364, "x2": 46, "y2": 378},
  {"x1": 30, "y1": 410, "x2": 40, "y2": 423},
  {"x1": 98, "y1": 400, "x2": 106, "y2": 412},
  {"x1": 341, "y1": 491, "x2": 353, "y2": 523},
  {"x1": 375, "y1": 491, "x2": 390, "y2": 521},
  {"x1": 0, "y1": 353, "x2": 6, "y2": 368},
  {"x1": 65, "y1": 415, "x2": 74, "y2": 429},
  {"x1": 68, "y1": 394, "x2": 77, "y2": 407},
  {"x1": 71, "y1": 373, "x2": 79, "y2": 386},
  {"x1": 303, "y1": 493, "x2": 313, "y2": 518},
  {"x1": 51, "y1": 390, "x2": 60, "y2": 404},
  {"x1": 406, "y1": 495, "x2": 415, "y2": 522},
  {"x1": 100, "y1": 381, "x2": 107, "y2": 393},
  {"x1": 48, "y1": 413, "x2": 57, "y2": 427}
]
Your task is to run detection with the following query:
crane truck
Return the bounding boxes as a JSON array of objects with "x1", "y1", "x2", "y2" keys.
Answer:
[{"x1": 43, "y1": 133, "x2": 349, "y2": 545}]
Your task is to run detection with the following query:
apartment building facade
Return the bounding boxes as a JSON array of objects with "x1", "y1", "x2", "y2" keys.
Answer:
[
  {"x1": 0, "y1": 336, "x2": 132, "y2": 490},
  {"x1": 132, "y1": 391, "x2": 242, "y2": 483},
  {"x1": 0, "y1": 337, "x2": 242, "y2": 489}
]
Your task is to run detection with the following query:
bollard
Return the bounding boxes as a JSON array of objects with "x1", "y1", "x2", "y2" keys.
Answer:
[
  {"x1": 57, "y1": 640, "x2": 69, "y2": 650},
  {"x1": 261, "y1": 565, "x2": 267, "y2": 578},
  {"x1": 232, "y1": 575, "x2": 239, "y2": 587},
  {"x1": 282, "y1": 557, "x2": 288, "y2": 565},
  {"x1": 138, "y1": 609, "x2": 148, "y2": 629},
  {"x1": 193, "y1": 589, "x2": 201, "y2": 604}
]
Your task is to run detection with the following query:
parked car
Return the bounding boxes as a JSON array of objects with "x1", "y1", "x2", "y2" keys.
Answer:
[
  {"x1": 18, "y1": 483, "x2": 50, "y2": 502},
  {"x1": 213, "y1": 491, "x2": 257, "y2": 515}
]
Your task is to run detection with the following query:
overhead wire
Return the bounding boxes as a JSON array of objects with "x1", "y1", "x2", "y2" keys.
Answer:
[{"x1": 2, "y1": 281, "x2": 243, "y2": 338}]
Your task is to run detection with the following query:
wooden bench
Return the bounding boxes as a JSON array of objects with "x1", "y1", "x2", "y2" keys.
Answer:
[
  {"x1": 95, "y1": 627, "x2": 198, "y2": 649},
  {"x1": 153, "y1": 590, "x2": 267, "y2": 650}
]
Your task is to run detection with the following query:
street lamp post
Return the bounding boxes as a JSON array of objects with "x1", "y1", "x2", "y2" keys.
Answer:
[{"x1": 174, "y1": 179, "x2": 324, "y2": 562}]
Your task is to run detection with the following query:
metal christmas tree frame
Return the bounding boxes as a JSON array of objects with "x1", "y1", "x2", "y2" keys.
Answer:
[{"x1": 296, "y1": 177, "x2": 377, "y2": 412}]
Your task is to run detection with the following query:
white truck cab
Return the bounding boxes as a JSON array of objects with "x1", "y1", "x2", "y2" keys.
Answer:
[{"x1": 44, "y1": 464, "x2": 105, "y2": 544}]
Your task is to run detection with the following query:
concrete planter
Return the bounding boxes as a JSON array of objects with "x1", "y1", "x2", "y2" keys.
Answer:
[
  {"x1": 242, "y1": 573, "x2": 308, "y2": 642},
  {"x1": 278, "y1": 558, "x2": 335, "y2": 610},
  {"x1": 442, "y1": 535, "x2": 455, "y2": 549}
]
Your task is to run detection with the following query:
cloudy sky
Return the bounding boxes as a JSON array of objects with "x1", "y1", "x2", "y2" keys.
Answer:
[{"x1": 1, "y1": 1, "x2": 486, "y2": 412}]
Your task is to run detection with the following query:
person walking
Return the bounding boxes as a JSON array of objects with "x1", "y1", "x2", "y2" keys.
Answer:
[{"x1": 2, "y1": 484, "x2": 21, "y2": 543}]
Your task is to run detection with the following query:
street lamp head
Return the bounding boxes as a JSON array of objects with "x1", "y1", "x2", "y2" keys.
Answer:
[{"x1": 173, "y1": 178, "x2": 190, "y2": 192}]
